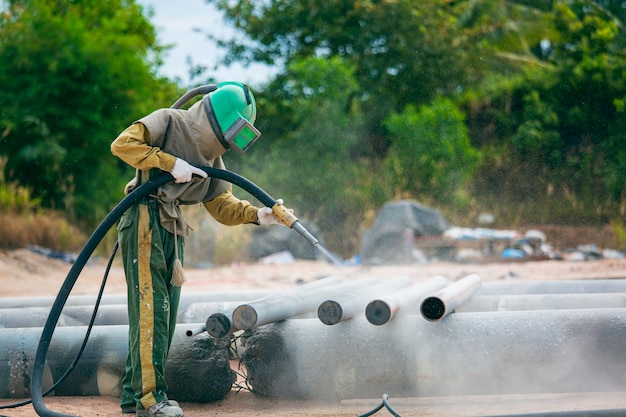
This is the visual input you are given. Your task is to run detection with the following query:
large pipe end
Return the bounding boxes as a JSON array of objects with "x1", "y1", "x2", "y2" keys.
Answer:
[
  {"x1": 232, "y1": 305, "x2": 258, "y2": 330},
  {"x1": 365, "y1": 299, "x2": 392, "y2": 326},
  {"x1": 420, "y1": 297, "x2": 446, "y2": 321},
  {"x1": 317, "y1": 300, "x2": 343, "y2": 325},
  {"x1": 206, "y1": 313, "x2": 232, "y2": 338}
]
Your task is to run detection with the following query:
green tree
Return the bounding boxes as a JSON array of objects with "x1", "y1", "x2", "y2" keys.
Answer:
[
  {"x1": 466, "y1": 0, "x2": 626, "y2": 223},
  {"x1": 206, "y1": 0, "x2": 490, "y2": 160},
  {"x1": 207, "y1": 0, "x2": 626, "y2": 230},
  {"x1": 0, "y1": 0, "x2": 179, "y2": 226},
  {"x1": 238, "y1": 56, "x2": 372, "y2": 255},
  {"x1": 383, "y1": 98, "x2": 480, "y2": 207}
]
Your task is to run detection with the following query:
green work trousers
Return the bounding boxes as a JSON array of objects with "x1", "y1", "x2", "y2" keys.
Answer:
[{"x1": 118, "y1": 199, "x2": 183, "y2": 410}]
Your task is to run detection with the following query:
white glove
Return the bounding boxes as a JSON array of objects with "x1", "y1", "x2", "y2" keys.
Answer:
[
  {"x1": 170, "y1": 158, "x2": 208, "y2": 183},
  {"x1": 258, "y1": 199, "x2": 291, "y2": 226},
  {"x1": 123, "y1": 177, "x2": 138, "y2": 195}
]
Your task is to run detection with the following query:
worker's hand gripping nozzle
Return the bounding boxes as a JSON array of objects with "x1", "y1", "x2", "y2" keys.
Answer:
[{"x1": 272, "y1": 202, "x2": 319, "y2": 247}]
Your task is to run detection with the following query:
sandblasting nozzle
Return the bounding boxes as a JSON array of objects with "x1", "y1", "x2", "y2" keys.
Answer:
[{"x1": 271, "y1": 202, "x2": 298, "y2": 228}]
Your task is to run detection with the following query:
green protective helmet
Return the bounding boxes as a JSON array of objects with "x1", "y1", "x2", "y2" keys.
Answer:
[{"x1": 202, "y1": 81, "x2": 261, "y2": 154}]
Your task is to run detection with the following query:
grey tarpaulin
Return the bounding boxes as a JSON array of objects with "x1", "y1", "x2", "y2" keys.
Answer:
[{"x1": 360, "y1": 200, "x2": 448, "y2": 264}]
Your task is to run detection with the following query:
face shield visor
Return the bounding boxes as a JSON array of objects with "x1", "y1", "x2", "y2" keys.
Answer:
[{"x1": 224, "y1": 116, "x2": 262, "y2": 154}]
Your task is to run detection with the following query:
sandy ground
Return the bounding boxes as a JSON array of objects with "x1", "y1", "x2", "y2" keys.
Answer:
[{"x1": 1, "y1": 249, "x2": 626, "y2": 417}]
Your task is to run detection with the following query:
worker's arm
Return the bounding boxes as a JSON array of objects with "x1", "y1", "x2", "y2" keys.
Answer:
[
  {"x1": 203, "y1": 189, "x2": 260, "y2": 226},
  {"x1": 111, "y1": 122, "x2": 177, "y2": 171},
  {"x1": 111, "y1": 122, "x2": 206, "y2": 183}
]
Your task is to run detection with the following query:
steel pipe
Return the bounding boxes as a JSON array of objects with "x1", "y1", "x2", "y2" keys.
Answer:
[
  {"x1": 186, "y1": 301, "x2": 246, "y2": 338},
  {"x1": 458, "y1": 292, "x2": 626, "y2": 313},
  {"x1": 180, "y1": 301, "x2": 246, "y2": 337},
  {"x1": 185, "y1": 324, "x2": 207, "y2": 337},
  {"x1": 205, "y1": 311, "x2": 236, "y2": 338},
  {"x1": 317, "y1": 276, "x2": 413, "y2": 325},
  {"x1": 242, "y1": 308, "x2": 626, "y2": 400},
  {"x1": 0, "y1": 290, "x2": 275, "y2": 309},
  {"x1": 178, "y1": 301, "x2": 245, "y2": 324},
  {"x1": 0, "y1": 294, "x2": 127, "y2": 309},
  {"x1": 0, "y1": 305, "x2": 128, "y2": 329},
  {"x1": 203, "y1": 276, "x2": 343, "y2": 337},
  {"x1": 477, "y1": 279, "x2": 626, "y2": 296},
  {"x1": 420, "y1": 274, "x2": 482, "y2": 321},
  {"x1": 365, "y1": 276, "x2": 448, "y2": 325},
  {"x1": 233, "y1": 277, "x2": 379, "y2": 330}
]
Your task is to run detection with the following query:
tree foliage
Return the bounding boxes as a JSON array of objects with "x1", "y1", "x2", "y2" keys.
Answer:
[
  {"x1": 207, "y1": 0, "x2": 488, "y2": 160},
  {"x1": 466, "y1": 0, "x2": 626, "y2": 224},
  {"x1": 234, "y1": 56, "x2": 372, "y2": 253},
  {"x1": 384, "y1": 98, "x2": 480, "y2": 207},
  {"x1": 0, "y1": 0, "x2": 179, "y2": 226},
  {"x1": 204, "y1": 0, "x2": 626, "y2": 244}
]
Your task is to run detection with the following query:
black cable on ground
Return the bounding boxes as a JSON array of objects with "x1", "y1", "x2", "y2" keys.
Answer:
[{"x1": 357, "y1": 394, "x2": 402, "y2": 417}]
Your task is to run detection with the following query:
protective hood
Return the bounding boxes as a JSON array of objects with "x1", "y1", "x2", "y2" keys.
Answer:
[{"x1": 184, "y1": 98, "x2": 227, "y2": 161}]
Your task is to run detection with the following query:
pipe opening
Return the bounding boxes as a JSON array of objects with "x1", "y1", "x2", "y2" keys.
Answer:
[
  {"x1": 421, "y1": 297, "x2": 446, "y2": 321},
  {"x1": 206, "y1": 313, "x2": 232, "y2": 338},
  {"x1": 318, "y1": 300, "x2": 343, "y2": 326},
  {"x1": 232, "y1": 305, "x2": 258, "y2": 330},
  {"x1": 365, "y1": 300, "x2": 392, "y2": 326}
]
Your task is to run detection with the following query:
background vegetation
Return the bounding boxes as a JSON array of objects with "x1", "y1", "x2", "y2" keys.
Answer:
[{"x1": 1, "y1": 0, "x2": 625, "y2": 259}]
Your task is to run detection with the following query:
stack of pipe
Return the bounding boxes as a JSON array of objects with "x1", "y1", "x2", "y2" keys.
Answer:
[
  {"x1": 4, "y1": 275, "x2": 626, "y2": 404},
  {"x1": 1, "y1": 275, "x2": 395, "y2": 400},
  {"x1": 0, "y1": 289, "x2": 273, "y2": 400},
  {"x1": 240, "y1": 277, "x2": 626, "y2": 400}
]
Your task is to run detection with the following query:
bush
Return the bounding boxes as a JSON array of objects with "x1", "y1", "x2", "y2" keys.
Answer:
[{"x1": 0, "y1": 158, "x2": 86, "y2": 251}]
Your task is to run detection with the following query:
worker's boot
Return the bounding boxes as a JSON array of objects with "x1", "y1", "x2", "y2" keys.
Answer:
[
  {"x1": 122, "y1": 400, "x2": 179, "y2": 414},
  {"x1": 136, "y1": 400, "x2": 183, "y2": 417}
]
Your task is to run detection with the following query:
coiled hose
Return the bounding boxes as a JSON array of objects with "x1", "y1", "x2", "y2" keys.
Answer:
[{"x1": 29, "y1": 167, "x2": 294, "y2": 417}]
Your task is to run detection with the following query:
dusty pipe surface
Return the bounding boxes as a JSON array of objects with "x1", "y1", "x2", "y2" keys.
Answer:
[
  {"x1": 233, "y1": 277, "x2": 379, "y2": 330},
  {"x1": 205, "y1": 305, "x2": 321, "y2": 338},
  {"x1": 477, "y1": 279, "x2": 626, "y2": 296},
  {"x1": 242, "y1": 308, "x2": 626, "y2": 400},
  {"x1": 458, "y1": 292, "x2": 626, "y2": 313},
  {"x1": 178, "y1": 301, "x2": 247, "y2": 324},
  {"x1": 317, "y1": 276, "x2": 413, "y2": 325},
  {"x1": 204, "y1": 311, "x2": 236, "y2": 338},
  {"x1": 0, "y1": 290, "x2": 275, "y2": 309},
  {"x1": 0, "y1": 304, "x2": 129, "y2": 329},
  {"x1": 0, "y1": 324, "x2": 232, "y2": 401},
  {"x1": 181, "y1": 301, "x2": 246, "y2": 338},
  {"x1": 203, "y1": 277, "x2": 343, "y2": 337},
  {"x1": 420, "y1": 274, "x2": 482, "y2": 321},
  {"x1": 365, "y1": 275, "x2": 448, "y2": 325}
]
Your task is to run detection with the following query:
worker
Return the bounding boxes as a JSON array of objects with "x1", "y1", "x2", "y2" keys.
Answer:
[{"x1": 110, "y1": 82, "x2": 284, "y2": 417}]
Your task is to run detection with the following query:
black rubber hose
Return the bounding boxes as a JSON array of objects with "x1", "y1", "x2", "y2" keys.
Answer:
[
  {"x1": 31, "y1": 168, "x2": 281, "y2": 417},
  {"x1": 169, "y1": 84, "x2": 217, "y2": 109},
  {"x1": 357, "y1": 394, "x2": 402, "y2": 417},
  {"x1": 0, "y1": 243, "x2": 118, "y2": 412}
]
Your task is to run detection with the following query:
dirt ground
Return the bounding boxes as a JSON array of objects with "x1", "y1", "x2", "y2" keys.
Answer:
[{"x1": 1, "y1": 248, "x2": 626, "y2": 417}]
